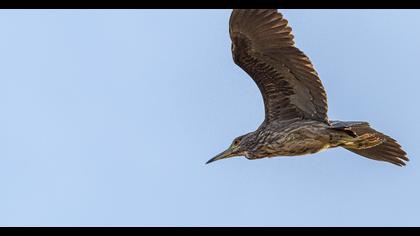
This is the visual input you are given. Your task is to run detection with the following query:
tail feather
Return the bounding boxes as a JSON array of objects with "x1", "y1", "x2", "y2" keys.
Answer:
[{"x1": 331, "y1": 121, "x2": 409, "y2": 166}]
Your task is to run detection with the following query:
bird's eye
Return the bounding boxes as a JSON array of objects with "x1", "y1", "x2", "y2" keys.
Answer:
[{"x1": 233, "y1": 139, "x2": 240, "y2": 145}]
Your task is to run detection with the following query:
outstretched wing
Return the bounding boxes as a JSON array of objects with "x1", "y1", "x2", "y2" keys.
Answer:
[{"x1": 229, "y1": 9, "x2": 329, "y2": 124}]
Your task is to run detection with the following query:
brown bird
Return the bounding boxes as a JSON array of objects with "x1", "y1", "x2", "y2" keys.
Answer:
[{"x1": 206, "y1": 9, "x2": 408, "y2": 166}]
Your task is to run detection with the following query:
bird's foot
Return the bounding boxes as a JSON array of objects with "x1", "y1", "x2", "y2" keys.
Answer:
[{"x1": 343, "y1": 133, "x2": 385, "y2": 149}]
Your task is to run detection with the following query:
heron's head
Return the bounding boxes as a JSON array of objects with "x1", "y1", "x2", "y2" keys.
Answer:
[{"x1": 206, "y1": 134, "x2": 248, "y2": 164}]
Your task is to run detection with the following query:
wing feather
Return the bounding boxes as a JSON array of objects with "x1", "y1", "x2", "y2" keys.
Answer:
[{"x1": 229, "y1": 9, "x2": 328, "y2": 123}]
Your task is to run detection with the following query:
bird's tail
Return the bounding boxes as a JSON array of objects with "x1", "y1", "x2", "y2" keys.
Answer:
[{"x1": 330, "y1": 121, "x2": 409, "y2": 166}]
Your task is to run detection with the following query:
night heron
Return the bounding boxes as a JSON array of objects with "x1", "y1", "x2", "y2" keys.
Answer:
[{"x1": 207, "y1": 9, "x2": 408, "y2": 166}]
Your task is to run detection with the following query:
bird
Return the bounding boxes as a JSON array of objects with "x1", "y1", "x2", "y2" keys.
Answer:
[{"x1": 206, "y1": 9, "x2": 409, "y2": 166}]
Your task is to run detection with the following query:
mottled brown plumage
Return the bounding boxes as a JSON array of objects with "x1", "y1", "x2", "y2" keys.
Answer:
[{"x1": 207, "y1": 9, "x2": 408, "y2": 166}]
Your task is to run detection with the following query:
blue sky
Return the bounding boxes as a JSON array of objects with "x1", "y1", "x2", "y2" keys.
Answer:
[{"x1": 1, "y1": 10, "x2": 419, "y2": 226}]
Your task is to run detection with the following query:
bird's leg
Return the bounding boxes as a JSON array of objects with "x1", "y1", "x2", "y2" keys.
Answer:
[{"x1": 340, "y1": 133, "x2": 385, "y2": 150}]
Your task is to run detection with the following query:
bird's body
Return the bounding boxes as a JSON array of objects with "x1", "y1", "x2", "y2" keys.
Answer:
[
  {"x1": 227, "y1": 119, "x2": 382, "y2": 160},
  {"x1": 237, "y1": 119, "x2": 335, "y2": 159},
  {"x1": 207, "y1": 9, "x2": 408, "y2": 166}
]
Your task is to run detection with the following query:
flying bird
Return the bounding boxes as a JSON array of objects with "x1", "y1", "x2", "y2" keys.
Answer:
[{"x1": 207, "y1": 9, "x2": 408, "y2": 166}]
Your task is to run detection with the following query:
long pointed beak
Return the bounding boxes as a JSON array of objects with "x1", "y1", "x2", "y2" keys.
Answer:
[{"x1": 206, "y1": 148, "x2": 236, "y2": 164}]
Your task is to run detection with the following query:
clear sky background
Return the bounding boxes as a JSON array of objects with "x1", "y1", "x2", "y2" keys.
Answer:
[{"x1": 1, "y1": 10, "x2": 420, "y2": 226}]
